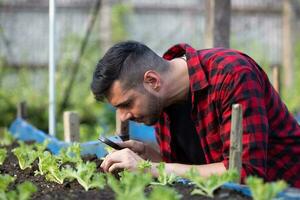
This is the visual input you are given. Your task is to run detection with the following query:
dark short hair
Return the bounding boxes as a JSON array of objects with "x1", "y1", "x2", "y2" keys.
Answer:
[{"x1": 91, "y1": 41, "x2": 169, "y2": 101}]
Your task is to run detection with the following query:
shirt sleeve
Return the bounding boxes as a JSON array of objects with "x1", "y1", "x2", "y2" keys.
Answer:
[{"x1": 219, "y1": 68, "x2": 269, "y2": 180}]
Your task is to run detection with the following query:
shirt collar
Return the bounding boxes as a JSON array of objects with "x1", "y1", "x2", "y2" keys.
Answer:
[{"x1": 163, "y1": 43, "x2": 209, "y2": 93}]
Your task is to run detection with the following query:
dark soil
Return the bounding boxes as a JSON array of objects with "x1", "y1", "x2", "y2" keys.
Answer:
[{"x1": 0, "y1": 142, "x2": 251, "y2": 200}]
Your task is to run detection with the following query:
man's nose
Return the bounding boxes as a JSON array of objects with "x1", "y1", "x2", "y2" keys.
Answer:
[{"x1": 118, "y1": 109, "x2": 133, "y2": 121}]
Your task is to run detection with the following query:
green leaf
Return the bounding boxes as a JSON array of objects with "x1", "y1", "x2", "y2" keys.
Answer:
[
  {"x1": 185, "y1": 168, "x2": 238, "y2": 197},
  {"x1": 151, "y1": 162, "x2": 177, "y2": 186},
  {"x1": 246, "y1": 176, "x2": 288, "y2": 200},
  {"x1": 149, "y1": 186, "x2": 182, "y2": 200},
  {"x1": 63, "y1": 161, "x2": 105, "y2": 191},
  {"x1": 16, "y1": 181, "x2": 37, "y2": 200},
  {"x1": 12, "y1": 142, "x2": 38, "y2": 170},
  {"x1": 0, "y1": 148, "x2": 7, "y2": 165},
  {"x1": 107, "y1": 170, "x2": 152, "y2": 200},
  {"x1": 35, "y1": 151, "x2": 67, "y2": 184},
  {"x1": 137, "y1": 160, "x2": 152, "y2": 173},
  {"x1": 0, "y1": 129, "x2": 14, "y2": 146},
  {"x1": 0, "y1": 174, "x2": 16, "y2": 191},
  {"x1": 57, "y1": 143, "x2": 82, "y2": 164}
]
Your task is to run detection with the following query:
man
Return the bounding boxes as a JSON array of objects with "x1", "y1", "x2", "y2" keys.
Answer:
[{"x1": 91, "y1": 41, "x2": 300, "y2": 187}]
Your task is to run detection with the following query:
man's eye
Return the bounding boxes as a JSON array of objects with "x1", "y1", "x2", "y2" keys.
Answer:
[{"x1": 121, "y1": 102, "x2": 131, "y2": 108}]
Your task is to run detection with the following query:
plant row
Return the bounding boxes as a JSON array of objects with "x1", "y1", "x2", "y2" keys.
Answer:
[{"x1": 0, "y1": 133, "x2": 288, "y2": 200}]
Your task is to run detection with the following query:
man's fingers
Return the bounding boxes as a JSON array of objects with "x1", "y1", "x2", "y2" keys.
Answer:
[
  {"x1": 108, "y1": 162, "x2": 124, "y2": 173},
  {"x1": 101, "y1": 153, "x2": 120, "y2": 172},
  {"x1": 117, "y1": 140, "x2": 144, "y2": 153},
  {"x1": 117, "y1": 140, "x2": 136, "y2": 148}
]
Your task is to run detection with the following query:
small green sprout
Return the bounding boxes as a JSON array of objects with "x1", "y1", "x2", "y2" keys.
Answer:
[
  {"x1": 151, "y1": 162, "x2": 177, "y2": 186},
  {"x1": 107, "y1": 170, "x2": 152, "y2": 200},
  {"x1": 185, "y1": 168, "x2": 238, "y2": 197},
  {"x1": 149, "y1": 186, "x2": 182, "y2": 200},
  {"x1": 0, "y1": 148, "x2": 7, "y2": 165},
  {"x1": 246, "y1": 176, "x2": 288, "y2": 200}
]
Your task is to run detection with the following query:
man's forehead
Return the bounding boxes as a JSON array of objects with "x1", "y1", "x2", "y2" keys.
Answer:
[{"x1": 107, "y1": 80, "x2": 130, "y2": 106}]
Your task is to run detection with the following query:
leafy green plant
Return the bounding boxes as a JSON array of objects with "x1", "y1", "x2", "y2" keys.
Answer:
[
  {"x1": 12, "y1": 142, "x2": 38, "y2": 170},
  {"x1": 151, "y1": 162, "x2": 177, "y2": 186},
  {"x1": 57, "y1": 143, "x2": 82, "y2": 164},
  {"x1": 137, "y1": 160, "x2": 152, "y2": 172},
  {"x1": 185, "y1": 168, "x2": 238, "y2": 197},
  {"x1": 5, "y1": 181, "x2": 37, "y2": 200},
  {"x1": 107, "y1": 170, "x2": 152, "y2": 200},
  {"x1": 0, "y1": 174, "x2": 15, "y2": 191},
  {"x1": 35, "y1": 151, "x2": 67, "y2": 184},
  {"x1": 63, "y1": 161, "x2": 105, "y2": 191},
  {"x1": 0, "y1": 148, "x2": 7, "y2": 165},
  {"x1": 0, "y1": 128, "x2": 14, "y2": 146},
  {"x1": 246, "y1": 176, "x2": 287, "y2": 200},
  {"x1": 0, "y1": 174, "x2": 37, "y2": 200},
  {"x1": 149, "y1": 186, "x2": 182, "y2": 200}
]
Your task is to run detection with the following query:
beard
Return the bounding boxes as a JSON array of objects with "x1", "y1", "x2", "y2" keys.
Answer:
[{"x1": 138, "y1": 88, "x2": 163, "y2": 126}]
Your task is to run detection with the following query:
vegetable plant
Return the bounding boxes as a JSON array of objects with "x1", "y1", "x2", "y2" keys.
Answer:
[
  {"x1": 63, "y1": 161, "x2": 105, "y2": 191},
  {"x1": 185, "y1": 168, "x2": 238, "y2": 197},
  {"x1": 35, "y1": 151, "x2": 67, "y2": 184},
  {"x1": 137, "y1": 160, "x2": 152, "y2": 172},
  {"x1": 57, "y1": 143, "x2": 82, "y2": 164},
  {"x1": 151, "y1": 162, "x2": 177, "y2": 186},
  {"x1": 246, "y1": 176, "x2": 287, "y2": 200},
  {"x1": 12, "y1": 142, "x2": 38, "y2": 170},
  {"x1": 107, "y1": 170, "x2": 152, "y2": 200},
  {"x1": 0, "y1": 129, "x2": 14, "y2": 146},
  {"x1": 0, "y1": 148, "x2": 7, "y2": 165},
  {"x1": 149, "y1": 186, "x2": 182, "y2": 200},
  {"x1": 0, "y1": 174, "x2": 16, "y2": 192},
  {"x1": 0, "y1": 174, "x2": 37, "y2": 200}
]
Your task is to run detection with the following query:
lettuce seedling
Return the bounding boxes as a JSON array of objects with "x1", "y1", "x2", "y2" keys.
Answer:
[
  {"x1": 6, "y1": 181, "x2": 37, "y2": 200},
  {"x1": 34, "y1": 140, "x2": 49, "y2": 153},
  {"x1": 12, "y1": 142, "x2": 38, "y2": 170},
  {"x1": 35, "y1": 151, "x2": 67, "y2": 184},
  {"x1": 137, "y1": 160, "x2": 152, "y2": 173},
  {"x1": 0, "y1": 174, "x2": 37, "y2": 200},
  {"x1": 57, "y1": 143, "x2": 82, "y2": 164},
  {"x1": 151, "y1": 162, "x2": 177, "y2": 186},
  {"x1": 246, "y1": 176, "x2": 287, "y2": 200},
  {"x1": 107, "y1": 170, "x2": 152, "y2": 200},
  {"x1": 185, "y1": 168, "x2": 238, "y2": 197},
  {"x1": 0, "y1": 129, "x2": 14, "y2": 146},
  {"x1": 149, "y1": 186, "x2": 182, "y2": 200},
  {"x1": 0, "y1": 174, "x2": 16, "y2": 191},
  {"x1": 63, "y1": 161, "x2": 105, "y2": 191},
  {"x1": 0, "y1": 148, "x2": 7, "y2": 165}
]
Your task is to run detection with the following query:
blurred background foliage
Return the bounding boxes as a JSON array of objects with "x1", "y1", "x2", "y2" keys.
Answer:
[{"x1": 0, "y1": 3, "x2": 132, "y2": 141}]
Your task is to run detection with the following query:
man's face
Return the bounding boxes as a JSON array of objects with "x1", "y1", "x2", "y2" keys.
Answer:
[{"x1": 107, "y1": 80, "x2": 163, "y2": 126}]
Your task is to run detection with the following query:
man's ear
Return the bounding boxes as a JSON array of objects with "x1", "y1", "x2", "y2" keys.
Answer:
[{"x1": 143, "y1": 70, "x2": 161, "y2": 92}]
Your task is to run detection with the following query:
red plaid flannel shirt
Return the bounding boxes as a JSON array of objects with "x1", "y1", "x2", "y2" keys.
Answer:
[{"x1": 154, "y1": 43, "x2": 300, "y2": 187}]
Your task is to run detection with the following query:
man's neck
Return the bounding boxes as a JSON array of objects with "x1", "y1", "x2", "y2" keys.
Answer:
[{"x1": 163, "y1": 57, "x2": 190, "y2": 107}]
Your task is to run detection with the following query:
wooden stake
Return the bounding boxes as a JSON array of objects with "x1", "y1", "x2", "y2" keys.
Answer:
[
  {"x1": 116, "y1": 112, "x2": 129, "y2": 136},
  {"x1": 229, "y1": 104, "x2": 243, "y2": 183},
  {"x1": 282, "y1": 0, "x2": 294, "y2": 89},
  {"x1": 63, "y1": 111, "x2": 80, "y2": 142},
  {"x1": 205, "y1": 0, "x2": 231, "y2": 48},
  {"x1": 17, "y1": 101, "x2": 27, "y2": 119},
  {"x1": 271, "y1": 64, "x2": 281, "y2": 95}
]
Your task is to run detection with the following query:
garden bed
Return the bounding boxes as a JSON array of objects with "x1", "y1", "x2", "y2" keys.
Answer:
[{"x1": 0, "y1": 141, "x2": 251, "y2": 200}]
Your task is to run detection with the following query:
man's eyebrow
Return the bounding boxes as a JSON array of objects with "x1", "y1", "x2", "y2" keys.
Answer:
[{"x1": 114, "y1": 99, "x2": 130, "y2": 108}]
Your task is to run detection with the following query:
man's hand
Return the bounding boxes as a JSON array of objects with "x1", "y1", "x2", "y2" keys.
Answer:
[
  {"x1": 117, "y1": 140, "x2": 146, "y2": 156},
  {"x1": 100, "y1": 148, "x2": 143, "y2": 173},
  {"x1": 117, "y1": 140, "x2": 162, "y2": 162}
]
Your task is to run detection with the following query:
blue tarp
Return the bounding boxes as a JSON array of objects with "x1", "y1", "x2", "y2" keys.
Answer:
[
  {"x1": 8, "y1": 118, "x2": 157, "y2": 157},
  {"x1": 8, "y1": 118, "x2": 300, "y2": 199}
]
